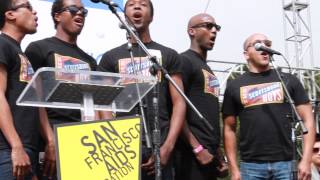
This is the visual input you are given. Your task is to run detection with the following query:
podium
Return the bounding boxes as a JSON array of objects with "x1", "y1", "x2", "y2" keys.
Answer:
[
  {"x1": 17, "y1": 67, "x2": 157, "y2": 121},
  {"x1": 16, "y1": 67, "x2": 157, "y2": 180}
]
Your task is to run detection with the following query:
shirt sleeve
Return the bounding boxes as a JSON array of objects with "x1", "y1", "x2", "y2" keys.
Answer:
[
  {"x1": 0, "y1": 42, "x2": 10, "y2": 67},
  {"x1": 89, "y1": 58, "x2": 98, "y2": 71},
  {"x1": 98, "y1": 52, "x2": 116, "y2": 73},
  {"x1": 222, "y1": 82, "x2": 239, "y2": 117},
  {"x1": 165, "y1": 50, "x2": 183, "y2": 75},
  {"x1": 180, "y1": 55, "x2": 193, "y2": 92},
  {"x1": 25, "y1": 42, "x2": 45, "y2": 71},
  {"x1": 287, "y1": 74, "x2": 310, "y2": 105}
]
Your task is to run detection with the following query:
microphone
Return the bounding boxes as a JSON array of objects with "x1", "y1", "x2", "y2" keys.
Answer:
[
  {"x1": 254, "y1": 43, "x2": 281, "y2": 55},
  {"x1": 90, "y1": 0, "x2": 118, "y2": 7}
]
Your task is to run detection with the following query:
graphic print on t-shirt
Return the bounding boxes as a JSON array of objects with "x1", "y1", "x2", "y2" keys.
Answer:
[
  {"x1": 202, "y1": 69, "x2": 219, "y2": 97},
  {"x1": 118, "y1": 49, "x2": 162, "y2": 84},
  {"x1": 54, "y1": 53, "x2": 91, "y2": 81},
  {"x1": 54, "y1": 54, "x2": 90, "y2": 70},
  {"x1": 240, "y1": 82, "x2": 284, "y2": 108},
  {"x1": 19, "y1": 54, "x2": 35, "y2": 82}
]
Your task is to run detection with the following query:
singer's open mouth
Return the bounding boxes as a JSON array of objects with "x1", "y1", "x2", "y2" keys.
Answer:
[
  {"x1": 74, "y1": 17, "x2": 84, "y2": 26},
  {"x1": 132, "y1": 12, "x2": 143, "y2": 20}
]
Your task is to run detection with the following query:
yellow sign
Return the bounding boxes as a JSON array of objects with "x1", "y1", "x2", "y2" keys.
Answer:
[{"x1": 55, "y1": 117, "x2": 141, "y2": 180}]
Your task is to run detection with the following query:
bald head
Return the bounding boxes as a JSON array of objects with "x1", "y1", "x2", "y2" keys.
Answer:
[
  {"x1": 188, "y1": 13, "x2": 215, "y2": 29},
  {"x1": 243, "y1": 33, "x2": 268, "y2": 51}
]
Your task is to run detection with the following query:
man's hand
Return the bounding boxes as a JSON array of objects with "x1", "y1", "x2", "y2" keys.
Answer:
[
  {"x1": 42, "y1": 143, "x2": 56, "y2": 178},
  {"x1": 298, "y1": 158, "x2": 311, "y2": 180},
  {"x1": 11, "y1": 146, "x2": 31, "y2": 179},
  {"x1": 160, "y1": 144, "x2": 174, "y2": 166},
  {"x1": 141, "y1": 155, "x2": 155, "y2": 175},
  {"x1": 195, "y1": 149, "x2": 213, "y2": 165},
  {"x1": 141, "y1": 144, "x2": 174, "y2": 176}
]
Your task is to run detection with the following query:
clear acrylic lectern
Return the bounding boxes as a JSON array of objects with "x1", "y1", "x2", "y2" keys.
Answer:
[{"x1": 16, "y1": 67, "x2": 157, "y2": 121}]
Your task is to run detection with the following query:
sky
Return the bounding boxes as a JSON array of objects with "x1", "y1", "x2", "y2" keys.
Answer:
[
  {"x1": 24, "y1": 0, "x2": 320, "y2": 71},
  {"x1": 150, "y1": 0, "x2": 320, "y2": 69}
]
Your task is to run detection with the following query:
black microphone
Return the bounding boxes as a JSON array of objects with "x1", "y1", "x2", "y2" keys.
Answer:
[
  {"x1": 90, "y1": 0, "x2": 118, "y2": 7},
  {"x1": 254, "y1": 43, "x2": 281, "y2": 55}
]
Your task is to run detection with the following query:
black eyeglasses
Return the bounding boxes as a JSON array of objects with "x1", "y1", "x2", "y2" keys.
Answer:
[
  {"x1": 191, "y1": 22, "x2": 221, "y2": 31},
  {"x1": 58, "y1": 5, "x2": 88, "y2": 17},
  {"x1": 246, "y1": 39, "x2": 272, "y2": 50},
  {"x1": 313, "y1": 147, "x2": 320, "y2": 153},
  {"x1": 11, "y1": 1, "x2": 33, "y2": 11}
]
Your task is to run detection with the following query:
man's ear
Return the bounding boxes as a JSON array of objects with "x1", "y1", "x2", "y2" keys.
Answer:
[
  {"x1": 54, "y1": 13, "x2": 61, "y2": 24},
  {"x1": 243, "y1": 50, "x2": 249, "y2": 60},
  {"x1": 5, "y1": 11, "x2": 16, "y2": 22},
  {"x1": 188, "y1": 28, "x2": 195, "y2": 37}
]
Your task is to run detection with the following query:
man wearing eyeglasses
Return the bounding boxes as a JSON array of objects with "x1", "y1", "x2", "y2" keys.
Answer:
[
  {"x1": 98, "y1": 0, "x2": 186, "y2": 179},
  {"x1": 222, "y1": 33, "x2": 315, "y2": 180},
  {"x1": 174, "y1": 13, "x2": 226, "y2": 180},
  {"x1": 25, "y1": 0, "x2": 97, "y2": 179},
  {"x1": 25, "y1": 0, "x2": 97, "y2": 126},
  {"x1": 0, "y1": 0, "x2": 55, "y2": 180}
]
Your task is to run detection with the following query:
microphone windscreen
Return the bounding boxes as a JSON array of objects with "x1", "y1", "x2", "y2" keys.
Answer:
[{"x1": 254, "y1": 43, "x2": 263, "y2": 51}]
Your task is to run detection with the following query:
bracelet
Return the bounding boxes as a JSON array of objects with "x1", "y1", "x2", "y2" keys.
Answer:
[{"x1": 193, "y1": 144, "x2": 204, "y2": 154}]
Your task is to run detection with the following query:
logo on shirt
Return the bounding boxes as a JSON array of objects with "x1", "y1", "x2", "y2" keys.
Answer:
[
  {"x1": 118, "y1": 50, "x2": 162, "y2": 84},
  {"x1": 54, "y1": 53, "x2": 91, "y2": 81},
  {"x1": 55, "y1": 54, "x2": 90, "y2": 71},
  {"x1": 202, "y1": 69, "x2": 219, "y2": 97},
  {"x1": 240, "y1": 82, "x2": 284, "y2": 108},
  {"x1": 19, "y1": 54, "x2": 35, "y2": 82}
]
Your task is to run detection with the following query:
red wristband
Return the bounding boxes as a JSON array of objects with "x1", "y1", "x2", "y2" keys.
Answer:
[{"x1": 193, "y1": 144, "x2": 204, "y2": 154}]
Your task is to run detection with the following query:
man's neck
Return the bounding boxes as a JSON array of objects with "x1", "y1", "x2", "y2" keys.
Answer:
[
  {"x1": 190, "y1": 44, "x2": 207, "y2": 60},
  {"x1": 1, "y1": 27, "x2": 25, "y2": 44},
  {"x1": 130, "y1": 29, "x2": 152, "y2": 44},
  {"x1": 55, "y1": 30, "x2": 77, "y2": 45},
  {"x1": 249, "y1": 65, "x2": 270, "y2": 73}
]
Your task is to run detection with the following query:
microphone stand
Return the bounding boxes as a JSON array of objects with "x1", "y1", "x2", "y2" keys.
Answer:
[
  {"x1": 103, "y1": 2, "x2": 213, "y2": 180},
  {"x1": 125, "y1": 32, "x2": 152, "y2": 148},
  {"x1": 269, "y1": 55, "x2": 308, "y2": 180}
]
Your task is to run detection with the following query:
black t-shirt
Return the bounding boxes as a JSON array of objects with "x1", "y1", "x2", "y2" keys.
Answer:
[
  {"x1": 180, "y1": 49, "x2": 220, "y2": 153},
  {"x1": 0, "y1": 33, "x2": 40, "y2": 151},
  {"x1": 98, "y1": 41, "x2": 182, "y2": 142},
  {"x1": 222, "y1": 69, "x2": 309, "y2": 162},
  {"x1": 25, "y1": 37, "x2": 97, "y2": 123}
]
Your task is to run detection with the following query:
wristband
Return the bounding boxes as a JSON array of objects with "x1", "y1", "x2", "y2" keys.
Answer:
[{"x1": 193, "y1": 144, "x2": 204, "y2": 154}]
